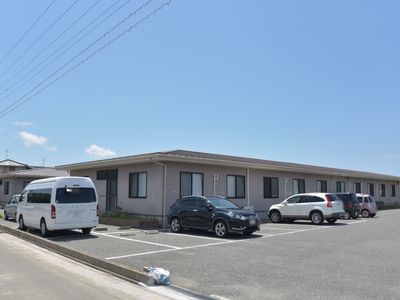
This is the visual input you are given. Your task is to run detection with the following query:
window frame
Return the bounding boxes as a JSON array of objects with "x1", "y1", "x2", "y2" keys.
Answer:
[
  {"x1": 227, "y1": 175, "x2": 246, "y2": 199},
  {"x1": 316, "y1": 180, "x2": 328, "y2": 193},
  {"x1": 179, "y1": 172, "x2": 204, "y2": 198},
  {"x1": 4, "y1": 181, "x2": 9, "y2": 195},
  {"x1": 264, "y1": 177, "x2": 279, "y2": 198},
  {"x1": 293, "y1": 178, "x2": 305, "y2": 194},
  {"x1": 353, "y1": 182, "x2": 361, "y2": 193},
  {"x1": 129, "y1": 171, "x2": 147, "y2": 199},
  {"x1": 391, "y1": 184, "x2": 396, "y2": 197},
  {"x1": 380, "y1": 184, "x2": 386, "y2": 197},
  {"x1": 336, "y1": 181, "x2": 345, "y2": 193},
  {"x1": 368, "y1": 183, "x2": 375, "y2": 196}
]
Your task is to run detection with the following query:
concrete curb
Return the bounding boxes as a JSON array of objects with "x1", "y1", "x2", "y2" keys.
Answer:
[{"x1": 0, "y1": 223, "x2": 151, "y2": 285}]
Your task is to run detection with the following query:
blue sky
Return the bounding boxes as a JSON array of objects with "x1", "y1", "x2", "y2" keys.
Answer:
[{"x1": 0, "y1": 0, "x2": 399, "y2": 175}]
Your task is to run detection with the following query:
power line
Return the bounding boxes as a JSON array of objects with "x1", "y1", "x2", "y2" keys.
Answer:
[
  {"x1": 0, "y1": 0, "x2": 56, "y2": 67},
  {"x1": 0, "y1": 0, "x2": 172, "y2": 119},
  {"x1": 0, "y1": 0, "x2": 79, "y2": 81},
  {"x1": 0, "y1": 0, "x2": 129, "y2": 103},
  {"x1": 0, "y1": 0, "x2": 101, "y2": 91}
]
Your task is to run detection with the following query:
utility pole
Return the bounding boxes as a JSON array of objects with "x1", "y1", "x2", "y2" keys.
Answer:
[
  {"x1": 5, "y1": 148, "x2": 10, "y2": 159},
  {"x1": 42, "y1": 158, "x2": 47, "y2": 167}
]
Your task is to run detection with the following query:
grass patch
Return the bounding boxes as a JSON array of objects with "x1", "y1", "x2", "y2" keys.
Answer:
[{"x1": 101, "y1": 211, "x2": 150, "y2": 220}]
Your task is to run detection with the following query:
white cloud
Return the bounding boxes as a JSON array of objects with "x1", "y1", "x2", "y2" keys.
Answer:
[
  {"x1": 19, "y1": 131, "x2": 47, "y2": 146},
  {"x1": 85, "y1": 144, "x2": 116, "y2": 158},
  {"x1": 14, "y1": 121, "x2": 33, "y2": 127},
  {"x1": 18, "y1": 131, "x2": 57, "y2": 152}
]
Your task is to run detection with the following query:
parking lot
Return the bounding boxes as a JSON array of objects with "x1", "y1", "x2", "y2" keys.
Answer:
[{"x1": 2, "y1": 209, "x2": 400, "y2": 299}]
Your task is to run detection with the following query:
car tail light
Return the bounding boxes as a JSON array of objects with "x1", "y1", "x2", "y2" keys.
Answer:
[
  {"x1": 325, "y1": 195, "x2": 332, "y2": 208},
  {"x1": 96, "y1": 204, "x2": 99, "y2": 217},
  {"x1": 51, "y1": 204, "x2": 56, "y2": 219}
]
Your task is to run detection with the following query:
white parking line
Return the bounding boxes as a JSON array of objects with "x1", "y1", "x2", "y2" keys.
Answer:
[
  {"x1": 104, "y1": 220, "x2": 369, "y2": 260},
  {"x1": 105, "y1": 240, "x2": 236, "y2": 260},
  {"x1": 164, "y1": 232, "x2": 223, "y2": 241},
  {"x1": 93, "y1": 232, "x2": 181, "y2": 249},
  {"x1": 343, "y1": 219, "x2": 368, "y2": 225}
]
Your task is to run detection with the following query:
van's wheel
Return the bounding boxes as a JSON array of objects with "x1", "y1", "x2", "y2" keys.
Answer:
[
  {"x1": 269, "y1": 210, "x2": 281, "y2": 223},
  {"x1": 352, "y1": 211, "x2": 359, "y2": 219},
  {"x1": 81, "y1": 228, "x2": 92, "y2": 234},
  {"x1": 170, "y1": 217, "x2": 182, "y2": 233},
  {"x1": 310, "y1": 211, "x2": 324, "y2": 225},
  {"x1": 361, "y1": 209, "x2": 370, "y2": 218},
  {"x1": 3, "y1": 211, "x2": 8, "y2": 220},
  {"x1": 214, "y1": 220, "x2": 229, "y2": 238},
  {"x1": 18, "y1": 215, "x2": 26, "y2": 230},
  {"x1": 40, "y1": 219, "x2": 49, "y2": 237}
]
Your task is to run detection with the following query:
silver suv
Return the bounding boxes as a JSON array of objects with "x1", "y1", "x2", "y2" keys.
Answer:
[
  {"x1": 268, "y1": 193, "x2": 345, "y2": 225},
  {"x1": 3, "y1": 194, "x2": 20, "y2": 220}
]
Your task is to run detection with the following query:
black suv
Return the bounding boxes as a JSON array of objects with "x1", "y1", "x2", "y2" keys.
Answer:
[
  {"x1": 335, "y1": 193, "x2": 360, "y2": 219},
  {"x1": 168, "y1": 196, "x2": 260, "y2": 238}
]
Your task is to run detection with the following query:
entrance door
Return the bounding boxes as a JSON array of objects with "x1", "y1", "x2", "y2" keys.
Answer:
[
  {"x1": 97, "y1": 169, "x2": 118, "y2": 212},
  {"x1": 106, "y1": 178, "x2": 117, "y2": 211}
]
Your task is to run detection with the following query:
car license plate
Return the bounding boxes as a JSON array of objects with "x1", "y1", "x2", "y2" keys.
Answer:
[{"x1": 249, "y1": 219, "x2": 256, "y2": 225}]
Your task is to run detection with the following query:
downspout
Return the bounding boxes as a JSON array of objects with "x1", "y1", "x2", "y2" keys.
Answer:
[
  {"x1": 152, "y1": 161, "x2": 167, "y2": 228},
  {"x1": 247, "y1": 168, "x2": 250, "y2": 207}
]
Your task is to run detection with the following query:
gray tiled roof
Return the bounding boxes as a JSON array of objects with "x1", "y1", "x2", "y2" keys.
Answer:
[
  {"x1": 0, "y1": 159, "x2": 28, "y2": 167},
  {"x1": 56, "y1": 149, "x2": 400, "y2": 181},
  {"x1": 0, "y1": 168, "x2": 69, "y2": 178}
]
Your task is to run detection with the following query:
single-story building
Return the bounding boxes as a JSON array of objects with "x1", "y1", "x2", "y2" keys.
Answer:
[
  {"x1": 56, "y1": 150, "x2": 400, "y2": 226},
  {"x1": 0, "y1": 165, "x2": 69, "y2": 206}
]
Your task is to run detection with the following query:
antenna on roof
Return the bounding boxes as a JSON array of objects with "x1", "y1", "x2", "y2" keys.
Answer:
[
  {"x1": 42, "y1": 157, "x2": 47, "y2": 167},
  {"x1": 5, "y1": 148, "x2": 10, "y2": 159}
]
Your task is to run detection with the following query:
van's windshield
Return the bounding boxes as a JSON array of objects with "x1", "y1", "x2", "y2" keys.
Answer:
[{"x1": 56, "y1": 188, "x2": 96, "y2": 203}]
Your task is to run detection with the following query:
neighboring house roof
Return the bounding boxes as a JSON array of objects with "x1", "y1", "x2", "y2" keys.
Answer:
[
  {"x1": 0, "y1": 168, "x2": 69, "y2": 179},
  {"x1": 0, "y1": 159, "x2": 29, "y2": 168},
  {"x1": 56, "y1": 149, "x2": 400, "y2": 181}
]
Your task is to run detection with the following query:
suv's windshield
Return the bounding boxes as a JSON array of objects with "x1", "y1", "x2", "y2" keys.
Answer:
[
  {"x1": 207, "y1": 197, "x2": 239, "y2": 209},
  {"x1": 56, "y1": 188, "x2": 96, "y2": 203}
]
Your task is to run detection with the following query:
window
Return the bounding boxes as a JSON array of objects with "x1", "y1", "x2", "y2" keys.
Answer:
[
  {"x1": 336, "y1": 181, "x2": 345, "y2": 193},
  {"x1": 309, "y1": 196, "x2": 324, "y2": 203},
  {"x1": 391, "y1": 185, "x2": 396, "y2": 197},
  {"x1": 0, "y1": 179, "x2": 2, "y2": 185},
  {"x1": 368, "y1": 183, "x2": 374, "y2": 196},
  {"x1": 4, "y1": 181, "x2": 9, "y2": 195},
  {"x1": 380, "y1": 184, "x2": 386, "y2": 197},
  {"x1": 286, "y1": 196, "x2": 301, "y2": 204},
  {"x1": 316, "y1": 180, "x2": 327, "y2": 193},
  {"x1": 353, "y1": 182, "x2": 361, "y2": 193},
  {"x1": 227, "y1": 175, "x2": 245, "y2": 198},
  {"x1": 264, "y1": 177, "x2": 279, "y2": 198},
  {"x1": 97, "y1": 169, "x2": 118, "y2": 180},
  {"x1": 129, "y1": 172, "x2": 147, "y2": 198},
  {"x1": 293, "y1": 179, "x2": 305, "y2": 194},
  {"x1": 27, "y1": 189, "x2": 52, "y2": 204},
  {"x1": 180, "y1": 172, "x2": 203, "y2": 197},
  {"x1": 56, "y1": 188, "x2": 96, "y2": 203}
]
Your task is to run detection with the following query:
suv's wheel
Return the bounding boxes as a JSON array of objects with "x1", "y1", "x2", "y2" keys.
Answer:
[
  {"x1": 214, "y1": 220, "x2": 229, "y2": 238},
  {"x1": 82, "y1": 228, "x2": 92, "y2": 234},
  {"x1": 326, "y1": 218, "x2": 337, "y2": 224},
  {"x1": 352, "y1": 211, "x2": 359, "y2": 219},
  {"x1": 3, "y1": 211, "x2": 8, "y2": 220},
  {"x1": 18, "y1": 215, "x2": 26, "y2": 231},
  {"x1": 344, "y1": 212, "x2": 350, "y2": 220},
  {"x1": 310, "y1": 211, "x2": 324, "y2": 225},
  {"x1": 40, "y1": 219, "x2": 49, "y2": 237},
  {"x1": 361, "y1": 209, "x2": 370, "y2": 218},
  {"x1": 170, "y1": 217, "x2": 182, "y2": 233},
  {"x1": 269, "y1": 210, "x2": 281, "y2": 223}
]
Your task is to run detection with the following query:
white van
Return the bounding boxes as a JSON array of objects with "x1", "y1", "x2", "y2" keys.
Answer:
[{"x1": 17, "y1": 176, "x2": 99, "y2": 237}]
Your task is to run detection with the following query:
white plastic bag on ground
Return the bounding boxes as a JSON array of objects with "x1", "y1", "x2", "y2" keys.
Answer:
[{"x1": 143, "y1": 266, "x2": 170, "y2": 285}]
